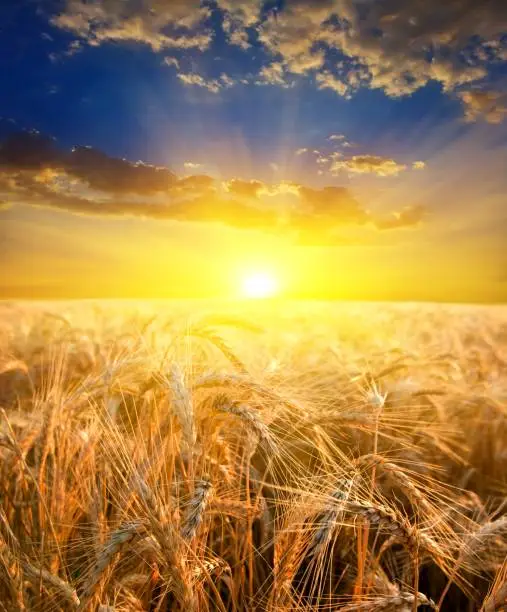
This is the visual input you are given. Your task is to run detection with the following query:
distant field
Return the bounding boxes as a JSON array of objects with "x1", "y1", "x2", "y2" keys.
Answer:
[{"x1": 0, "y1": 300, "x2": 506, "y2": 611}]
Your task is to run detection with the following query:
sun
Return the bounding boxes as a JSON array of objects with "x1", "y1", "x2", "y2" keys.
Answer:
[{"x1": 242, "y1": 271, "x2": 279, "y2": 299}]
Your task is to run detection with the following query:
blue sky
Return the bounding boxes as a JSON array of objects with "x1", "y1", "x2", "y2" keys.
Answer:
[{"x1": 1, "y1": 0, "x2": 507, "y2": 300}]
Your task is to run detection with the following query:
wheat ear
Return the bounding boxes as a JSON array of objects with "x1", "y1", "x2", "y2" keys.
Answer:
[
  {"x1": 341, "y1": 591, "x2": 438, "y2": 610},
  {"x1": 169, "y1": 364, "x2": 196, "y2": 447},
  {"x1": 78, "y1": 521, "x2": 146, "y2": 610},
  {"x1": 214, "y1": 395, "x2": 276, "y2": 453},
  {"x1": 181, "y1": 479, "x2": 213, "y2": 541}
]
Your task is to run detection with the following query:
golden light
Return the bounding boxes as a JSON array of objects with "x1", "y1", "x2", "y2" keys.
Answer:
[{"x1": 242, "y1": 271, "x2": 279, "y2": 299}]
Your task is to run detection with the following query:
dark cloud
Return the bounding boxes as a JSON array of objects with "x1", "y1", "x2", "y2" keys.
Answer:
[
  {"x1": 0, "y1": 131, "x2": 176, "y2": 195},
  {"x1": 0, "y1": 130, "x2": 427, "y2": 244},
  {"x1": 0, "y1": 131, "x2": 61, "y2": 170},
  {"x1": 67, "y1": 146, "x2": 176, "y2": 194}
]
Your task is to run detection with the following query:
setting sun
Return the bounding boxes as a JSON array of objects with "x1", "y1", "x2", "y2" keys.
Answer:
[{"x1": 242, "y1": 271, "x2": 279, "y2": 299}]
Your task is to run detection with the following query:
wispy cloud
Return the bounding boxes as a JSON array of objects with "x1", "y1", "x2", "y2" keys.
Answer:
[
  {"x1": 330, "y1": 155, "x2": 408, "y2": 177},
  {"x1": 183, "y1": 161, "x2": 202, "y2": 170},
  {"x1": 256, "y1": 62, "x2": 290, "y2": 87},
  {"x1": 163, "y1": 56, "x2": 180, "y2": 69},
  {"x1": 176, "y1": 72, "x2": 235, "y2": 93}
]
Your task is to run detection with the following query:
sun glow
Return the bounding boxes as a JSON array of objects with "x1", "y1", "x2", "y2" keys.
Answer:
[{"x1": 242, "y1": 271, "x2": 279, "y2": 299}]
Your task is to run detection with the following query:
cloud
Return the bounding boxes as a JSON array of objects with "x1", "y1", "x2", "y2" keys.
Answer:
[
  {"x1": 49, "y1": 40, "x2": 84, "y2": 62},
  {"x1": 220, "y1": 73, "x2": 235, "y2": 88},
  {"x1": 296, "y1": 203, "x2": 428, "y2": 244},
  {"x1": 459, "y1": 90, "x2": 507, "y2": 124},
  {"x1": 256, "y1": 62, "x2": 289, "y2": 86},
  {"x1": 52, "y1": 0, "x2": 212, "y2": 51},
  {"x1": 258, "y1": 181, "x2": 301, "y2": 198},
  {"x1": 326, "y1": 0, "x2": 507, "y2": 98},
  {"x1": 328, "y1": 134, "x2": 353, "y2": 148},
  {"x1": 330, "y1": 155, "x2": 408, "y2": 177},
  {"x1": 0, "y1": 130, "x2": 60, "y2": 170},
  {"x1": 217, "y1": 0, "x2": 263, "y2": 49},
  {"x1": 298, "y1": 185, "x2": 369, "y2": 222},
  {"x1": 172, "y1": 195, "x2": 276, "y2": 230},
  {"x1": 0, "y1": 131, "x2": 176, "y2": 195},
  {"x1": 49, "y1": 0, "x2": 507, "y2": 121},
  {"x1": 0, "y1": 130, "x2": 428, "y2": 245},
  {"x1": 183, "y1": 161, "x2": 202, "y2": 170},
  {"x1": 258, "y1": 0, "x2": 333, "y2": 76},
  {"x1": 67, "y1": 146, "x2": 177, "y2": 194},
  {"x1": 171, "y1": 174, "x2": 215, "y2": 195},
  {"x1": 288, "y1": 50, "x2": 326, "y2": 75},
  {"x1": 292, "y1": 185, "x2": 371, "y2": 245},
  {"x1": 295, "y1": 133, "x2": 418, "y2": 177},
  {"x1": 316, "y1": 71, "x2": 348, "y2": 96},
  {"x1": 176, "y1": 72, "x2": 235, "y2": 93},
  {"x1": 225, "y1": 179, "x2": 264, "y2": 199},
  {"x1": 328, "y1": 134, "x2": 348, "y2": 144},
  {"x1": 257, "y1": 0, "x2": 507, "y2": 120},
  {"x1": 164, "y1": 56, "x2": 180, "y2": 69},
  {"x1": 374, "y1": 205, "x2": 427, "y2": 230}
]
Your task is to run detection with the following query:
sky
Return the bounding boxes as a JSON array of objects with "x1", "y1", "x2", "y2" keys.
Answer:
[{"x1": 1, "y1": 0, "x2": 507, "y2": 302}]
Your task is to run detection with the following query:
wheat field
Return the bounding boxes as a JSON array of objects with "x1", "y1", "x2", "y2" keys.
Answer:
[{"x1": 0, "y1": 300, "x2": 506, "y2": 611}]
